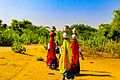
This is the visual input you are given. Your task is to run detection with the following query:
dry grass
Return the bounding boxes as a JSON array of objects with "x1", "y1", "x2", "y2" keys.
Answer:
[{"x1": 0, "y1": 45, "x2": 120, "y2": 80}]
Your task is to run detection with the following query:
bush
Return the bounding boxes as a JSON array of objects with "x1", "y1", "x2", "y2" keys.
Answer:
[
  {"x1": 0, "y1": 29, "x2": 20, "y2": 46},
  {"x1": 11, "y1": 45, "x2": 26, "y2": 54},
  {"x1": 37, "y1": 57, "x2": 44, "y2": 61}
]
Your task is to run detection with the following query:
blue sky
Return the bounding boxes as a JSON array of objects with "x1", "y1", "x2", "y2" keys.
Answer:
[{"x1": 0, "y1": 0, "x2": 120, "y2": 29}]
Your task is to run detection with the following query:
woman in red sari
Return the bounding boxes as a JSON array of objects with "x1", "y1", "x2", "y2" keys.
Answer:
[
  {"x1": 46, "y1": 26, "x2": 58, "y2": 69},
  {"x1": 71, "y1": 28, "x2": 84, "y2": 76}
]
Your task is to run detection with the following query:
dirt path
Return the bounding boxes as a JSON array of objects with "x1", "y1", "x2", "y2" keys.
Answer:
[{"x1": 0, "y1": 45, "x2": 120, "y2": 80}]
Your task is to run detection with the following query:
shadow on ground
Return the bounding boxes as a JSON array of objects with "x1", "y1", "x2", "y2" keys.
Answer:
[
  {"x1": 81, "y1": 70, "x2": 111, "y2": 73},
  {"x1": 78, "y1": 70, "x2": 113, "y2": 78},
  {"x1": 79, "y1": 74, "x2": 112, "y2": 77}
]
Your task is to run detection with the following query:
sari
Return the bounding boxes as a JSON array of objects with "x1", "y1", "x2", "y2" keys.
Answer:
[
  {"x1": 59, "y1": 39, "x2": 74, "y2": 79},
  {"x1": 71, "y1": 39, "x2": 80, "y2": 75},
  {"x1": 46, "y1": 38, "x2": 58, "y2": 69}
]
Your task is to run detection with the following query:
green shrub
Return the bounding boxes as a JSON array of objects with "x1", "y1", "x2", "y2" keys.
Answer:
[
  {"x1": 0, "y1": 29, "x2": 20, "y2": 46},
  {"x1": 37, "y1": 57, "x2": 44, "y2": 61},
  {"x1": 11, "y1": 45, "x2": 26, "y2": 54}
]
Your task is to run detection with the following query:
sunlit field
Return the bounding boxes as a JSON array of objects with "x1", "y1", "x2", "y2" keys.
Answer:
[{"x1": 0, "y1": 45, "x2": 120, "y2": 80}]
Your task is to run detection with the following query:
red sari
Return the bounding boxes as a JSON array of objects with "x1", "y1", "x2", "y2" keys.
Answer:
[
  {"x1": 46, "y1": 38, "x2": 58, "y2": 69},
  {"x1": 71, "y1": 39, "x2": 80, "y2": 75}
]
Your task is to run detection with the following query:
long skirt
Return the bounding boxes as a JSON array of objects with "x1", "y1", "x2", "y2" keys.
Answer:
[
  {"x1": 47, "y1": 56, "x2": 59, "y2": 70},
  {"x1": 62, "y1": 63, "x2": 80, "y2": 79},
  {"x1": 71, "y1": 62, "x2": 80, "y2": 76},
  {"x1": 62, "y1": 67, "x2": 75, "y2": 79}
]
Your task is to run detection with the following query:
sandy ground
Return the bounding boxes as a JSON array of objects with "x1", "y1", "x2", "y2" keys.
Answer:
[{"x1": 0, "y1": 45, "x2": 120, "y2": 80}]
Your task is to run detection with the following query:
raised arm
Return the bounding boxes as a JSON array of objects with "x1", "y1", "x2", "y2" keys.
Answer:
[{"x1": 79, "y1": 47, "x2": 84, "y2": 60}]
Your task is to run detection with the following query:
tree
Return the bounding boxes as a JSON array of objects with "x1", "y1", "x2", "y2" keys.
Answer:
[
  {"x1": 110, "y1": 9, "x2": 120, "y2": 42},
  {"x1": 0, "y1": 19, "x2": 2, "y2": 26},
  {"x1": 70, "y1": 24, "x2": 97, "y2": 40},
  {"x1": 98, "y1": 24, "x2": 111, "y2": 38}
]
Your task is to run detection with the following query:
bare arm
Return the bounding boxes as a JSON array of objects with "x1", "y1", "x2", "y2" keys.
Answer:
[
  {"x1": 80, "y1": 52, "x2": 84, "y2": 60},
  {"x1": 79, "y1": 47, "x2": 84, "y2": 60},
  {"x1": 59, "y1": 48, "x2": 62, "y2": 59},
  {"x1": 59, "y1": 54, "x2": 61, "y2": 59}
]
